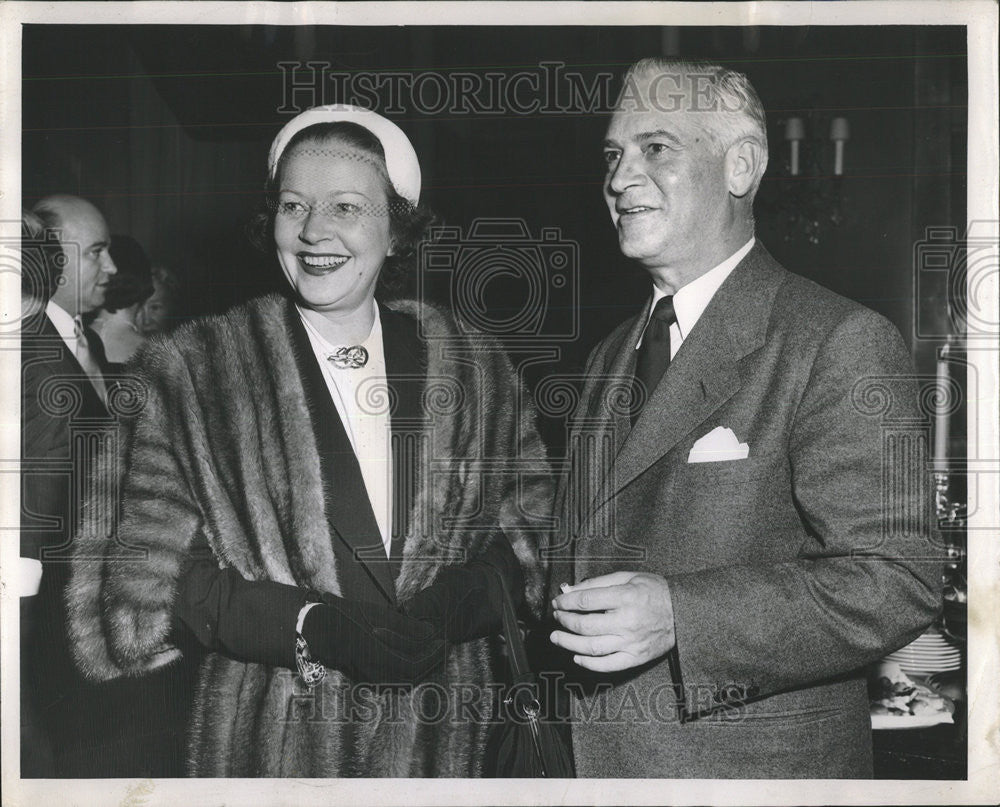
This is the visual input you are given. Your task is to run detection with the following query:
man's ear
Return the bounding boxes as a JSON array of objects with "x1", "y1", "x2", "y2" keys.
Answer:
[{"x1": 726, "y1": 138, "x2": 767, "y2": 199}]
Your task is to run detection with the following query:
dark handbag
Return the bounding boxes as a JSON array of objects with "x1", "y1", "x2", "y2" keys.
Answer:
[{"x1": 483, "y1": 570, "x2": 575, "y2": 778}]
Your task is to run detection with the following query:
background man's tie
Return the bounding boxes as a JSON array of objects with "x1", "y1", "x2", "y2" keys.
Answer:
[
  {"x1": 73, "y1": 316, "x2": 108, "y2": 404},
  {"x1": 632, "y1": 296, "x2": 676, "y2": 425}
]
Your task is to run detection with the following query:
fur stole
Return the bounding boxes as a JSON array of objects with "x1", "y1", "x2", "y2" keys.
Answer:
[{"x1": 66, "y1": 294, "x2": 550, "y2": 777}]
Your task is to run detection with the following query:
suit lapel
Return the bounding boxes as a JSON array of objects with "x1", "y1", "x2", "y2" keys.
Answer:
[
  {"x1": 286, "y1": 302, "x2": 398, "y2": 605},
  {"x1": 29, "y1": 313, "x2": 109, "y2": 418},
  {"x1": 380, "y1": 303, "x2": 427, "y2": 583},
  {"x1": 611, "y1": 317, "x2": 742, "y2": 497},
  {"x1": 567, "y1": 313, "x2": 647, "y2": 525},
  {"x1": 605, "y1": 243, "x2": 785, "y2": 502},
  {"x1": 605, "y1": 311, "x2": 648, "y2": 456}
]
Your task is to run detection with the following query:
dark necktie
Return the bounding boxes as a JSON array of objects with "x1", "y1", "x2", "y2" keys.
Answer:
[{"x1": 632, "y1": 296, "x2": 676, "y2": 425}]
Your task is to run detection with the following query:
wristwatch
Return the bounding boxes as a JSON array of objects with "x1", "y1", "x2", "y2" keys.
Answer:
[{"x1": 294, "y1": 590, "x2": 326, "y2": 688}]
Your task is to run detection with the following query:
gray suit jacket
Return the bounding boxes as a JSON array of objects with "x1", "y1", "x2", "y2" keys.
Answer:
[{"x1": 548, "y1": 242, "x2": 941, "y2": 778}]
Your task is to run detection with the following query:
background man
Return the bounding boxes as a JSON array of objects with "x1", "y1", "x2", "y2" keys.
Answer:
[
  {"x1": 21, "y1": 195, "x2": 193, "y2": 777},
  {"x1": 548, "y1": 59, "x2": 941, "y2": 778},
  {"x1": 21, "y1": 195, "x2": 117, "y2": 775}
]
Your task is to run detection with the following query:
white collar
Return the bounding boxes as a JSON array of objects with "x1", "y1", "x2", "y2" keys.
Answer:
[
  {"x1": 296, "y1": 300, "x2": 383, "y2": 358},
  {"x1": 46, "y1": 299, "x2": 79, "y2": 343},
  {"x1": 640, "y1": 237, "x2": 754, "y2": 348}
]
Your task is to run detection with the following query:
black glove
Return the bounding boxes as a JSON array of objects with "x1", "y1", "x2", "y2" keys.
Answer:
[
  {"x1": 401, "y1": 538, "x2": 525, "y2": 642},
  {"x1": 173, "y1": 539, "x2": 524, "y2": 685},
  {"x1": 175, "y1": 555, "x2": 448, "y2": 684},
  {"x1": 302, "y1": 594, "x2": 448, "y2": 685}
]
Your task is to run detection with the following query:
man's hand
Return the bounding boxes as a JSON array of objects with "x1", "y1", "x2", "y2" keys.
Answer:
[{"x1": 549, "y1": 571, "x2": 676, "y2": 672}]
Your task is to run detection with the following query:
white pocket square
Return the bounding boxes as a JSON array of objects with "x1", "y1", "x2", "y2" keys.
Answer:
[{"x1": 687, "y1": 426, "x2": 749, "y2": 463}]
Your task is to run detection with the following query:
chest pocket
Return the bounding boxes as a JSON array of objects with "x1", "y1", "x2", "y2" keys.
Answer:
[{"x1": 674, "y1": 452, "x2": 781, "y2": 487}]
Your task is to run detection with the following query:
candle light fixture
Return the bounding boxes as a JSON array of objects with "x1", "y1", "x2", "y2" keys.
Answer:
[
  {"x1": 830, "y1": 117, "x2": 850, "y2": 176},
  {"x1": 784, "y1": 116, "x2": 805, "y2": 176},
  {"x1": 761, "y1": 106, "x2": 852, "y2": 245},
  {"x1": 778, "y1": 112, "x2": 851, "y2": 179}
]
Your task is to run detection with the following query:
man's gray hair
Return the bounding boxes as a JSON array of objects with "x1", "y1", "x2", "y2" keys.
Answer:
[{"x1": 620, "y1": 58, "x2": 769, "y2": 195}]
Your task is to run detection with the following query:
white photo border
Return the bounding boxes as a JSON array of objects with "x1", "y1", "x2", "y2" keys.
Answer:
[{"x1": 1, "y1": 2, "x2": 996, "y2": 805}]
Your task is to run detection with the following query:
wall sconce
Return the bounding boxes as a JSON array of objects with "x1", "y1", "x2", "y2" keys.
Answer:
[
  {"x1": 761, "y1": 111, "x2": 851, "y2": 245},
  {"x1": 784, "y1": 116, "x2": 805, "y2": 176},
  {"x1": 830, "y1": 117, "x2": 850, "y2": 176},
  {"x1": 782, "y1": 115, "x2": 851, "y2": 177}
]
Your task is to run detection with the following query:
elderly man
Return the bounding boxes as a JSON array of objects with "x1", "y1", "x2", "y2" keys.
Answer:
[{"x1": 548, "y1": 59, "x2": 941, "y2": 778}]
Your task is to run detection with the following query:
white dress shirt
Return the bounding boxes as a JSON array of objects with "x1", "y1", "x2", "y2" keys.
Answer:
[
  {"x1": 637, "y1": 237, "x2": 755, "y2": 356},
  {"x1": 45, "y1": 298, "x2": 80, "y2": 351},
  {"x1": 46, "y1": 299, "x2": 107, "y2": 402},
  {"x1": 298, "y1": 302, "x2": 393, "y2": 557}
]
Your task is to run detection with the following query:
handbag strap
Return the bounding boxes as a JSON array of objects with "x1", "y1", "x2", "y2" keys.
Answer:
[
  {"x1": 490, "y1": 564, "x2": 576, "y2": 779},
  {"x1": 492, "y1": 567, "x2": 531, "y2": 682}
]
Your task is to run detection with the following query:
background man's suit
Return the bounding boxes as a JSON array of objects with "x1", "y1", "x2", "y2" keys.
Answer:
[
  {"x1": 21, "y1": 308, "x2": 193, "y2": 777},
  {"x1": 552, "y1": 243, "x2": 941, "y2": 778},
  {"x1": 21, "y1": 309, "x2": 111, "y2": 564},
  {"x1": 21, "y1": 307, "x2": 111, "y2": 775}
]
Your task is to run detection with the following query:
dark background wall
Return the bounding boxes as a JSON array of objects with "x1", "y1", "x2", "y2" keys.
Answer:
[{"x1": 22, "y1": 24, "x2": 967, "y2": 447}]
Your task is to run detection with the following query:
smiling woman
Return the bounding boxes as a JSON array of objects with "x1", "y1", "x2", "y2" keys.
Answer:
[
  {"x1": 66, "y1": 105, "x2": 550, "y2": 778},
  {"x1": 250, "y1": 116, "x2": 433, "y2": 304},
  {"x1": 273, "y1": 132, "x2": 397, "y2": 330}
]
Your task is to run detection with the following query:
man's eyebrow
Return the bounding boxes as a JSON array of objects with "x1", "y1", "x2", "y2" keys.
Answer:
[
  {"x1": 634, "y1": 129, "x2": 683, "y2": 146},
  {"x1": 602, "y1": 129, "x2": 683, "y2": 149}
]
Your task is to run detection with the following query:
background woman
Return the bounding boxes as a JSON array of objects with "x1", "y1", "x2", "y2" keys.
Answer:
[
  {"x1": 135, "y1": 264, "x2": 180, "y2": 335},
  {"x1": 67, "y1": 106, "x2": 550, "y2": 777},
  {"x1": 89, "y1": 234, "x2": 155, "y2": 366}
]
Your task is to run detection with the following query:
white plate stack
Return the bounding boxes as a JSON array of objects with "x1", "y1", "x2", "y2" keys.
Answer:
[{"x1": 884, "y1": 628, "x2": 963, "y2": 676}]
